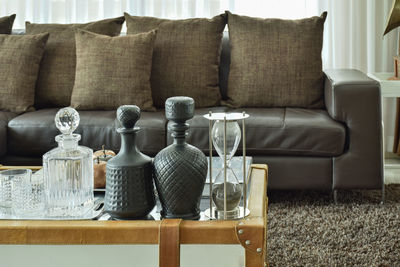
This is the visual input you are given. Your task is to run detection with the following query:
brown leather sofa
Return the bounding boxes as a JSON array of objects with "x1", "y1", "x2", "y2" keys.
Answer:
[{"x1": 0, "y1": 33, "x2": 383, "y2": 193}]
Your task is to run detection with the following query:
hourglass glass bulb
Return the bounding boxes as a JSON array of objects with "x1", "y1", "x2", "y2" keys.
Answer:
[{"x1": 211, "y1": 120, "x2": 241, "y2": 162}]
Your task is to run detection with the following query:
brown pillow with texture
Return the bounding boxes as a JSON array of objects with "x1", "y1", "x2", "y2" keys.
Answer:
[
  {"x1": 70, "y1": 29, "x2": 156, "y2": 111},
  {"x1": 0, "y1": 14, "x2": 16, "y2": 34},
  {"x1": 0, "y1": 33, "x2": 49, "y2": 113},
  {"x1": 225, "y1": 11, "x2": 327, "y2": 108},
  {"x1": 26, "y1": 16, "x2": 125, "y2": 108},
  {"x1": 124, "y1": 12, "x2": 226, "y2": 108}
]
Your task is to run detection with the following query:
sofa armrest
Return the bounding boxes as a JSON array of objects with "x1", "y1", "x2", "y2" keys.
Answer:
[{"x1": 324, "y1": 69, "x2": 383, "y2": 189}]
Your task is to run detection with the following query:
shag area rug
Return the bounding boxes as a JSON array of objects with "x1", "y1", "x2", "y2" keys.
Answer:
[{"x1": 267, "y1": 185, "x2": 400, "y2": 266}]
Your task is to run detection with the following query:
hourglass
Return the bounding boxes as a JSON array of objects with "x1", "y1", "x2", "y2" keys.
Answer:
[{"x1": 203, "y1": 112, "x2": 250, "y2": 220}]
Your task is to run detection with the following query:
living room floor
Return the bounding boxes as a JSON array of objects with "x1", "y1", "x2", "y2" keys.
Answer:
[{"x1": 267, "y1": 185, "x2": 400, "y2": 266}]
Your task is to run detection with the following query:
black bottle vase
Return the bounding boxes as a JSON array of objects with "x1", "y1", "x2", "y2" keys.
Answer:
[
  {"x1": 105, "y1": 105, "x2": 155, "y2": 219},
  {"x1": 153, "y1": 96, "x2": 208, "y2": 220}
]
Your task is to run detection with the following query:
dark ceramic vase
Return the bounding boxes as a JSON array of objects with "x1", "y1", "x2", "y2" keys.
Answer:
[
  {"x1": 153, "y1": 96, "x2": 208, "y2": 220},
  {"x1": 105, "y1": 105, "x2": 155, "y2": 220}
]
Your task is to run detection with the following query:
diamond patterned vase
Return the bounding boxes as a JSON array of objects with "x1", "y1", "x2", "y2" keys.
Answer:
[
  {"x1": 153, "y1": 97, "x2": 208, "y2": 220},
  {"x1": 105, "y1": 105, "x2": 155, "y2": 219}
]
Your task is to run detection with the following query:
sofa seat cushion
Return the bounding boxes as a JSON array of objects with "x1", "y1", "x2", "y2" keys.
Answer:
[
  {"x1": 0, "y1": 111, "x2": 17, "y2": 157},
  {"x1": 173, "y1": 107, "x2": 345, "y2": 157},
  {"x1": 8, "y1": 109, "x2": 167, "y2": 157}
]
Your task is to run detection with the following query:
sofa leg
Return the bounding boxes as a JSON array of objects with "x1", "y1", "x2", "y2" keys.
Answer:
[
  {"x1": 381, "y1": 185, "x2": 385, "y2": 205},
  {"x1": 333, "y1": 189, "x2": 338, "y2": 204}
]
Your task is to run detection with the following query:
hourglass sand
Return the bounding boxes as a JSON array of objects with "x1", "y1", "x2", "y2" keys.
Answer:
[{"x1": 203, "y1": 112, "x2": 250, "y2": 220}]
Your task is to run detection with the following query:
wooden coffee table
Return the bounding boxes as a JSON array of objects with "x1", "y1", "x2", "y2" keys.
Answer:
[{"x1": 0, "y1": 164, "x2": 268, "y2": 267}]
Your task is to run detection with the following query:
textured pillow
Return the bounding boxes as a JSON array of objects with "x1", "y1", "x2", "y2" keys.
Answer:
[
  {"x1": 0, "y1": 33, "x2": 49, "y2": 113},
  {"x1": 0, "y1": 14, "x2": 16, "y2": 34},
  {"x1": 26, "y1": 16, "x2": 125, "y2": 108},
  {"x1": 124, "y1": 13, "x2": 226, "y2": 108},
  {"x1": 70, "y1": 29, "x2": 156, "y2": 111},
  {"x1": 225, "y1": 11, "x2": 327, "y2": 108}
]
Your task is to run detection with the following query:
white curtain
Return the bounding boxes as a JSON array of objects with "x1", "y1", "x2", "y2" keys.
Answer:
[{"x1": 318, "y1": 0, "x2": 397, "y2": 73}]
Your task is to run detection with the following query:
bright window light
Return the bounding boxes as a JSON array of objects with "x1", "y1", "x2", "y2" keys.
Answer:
[{"x1": 0, "y1": 0, "x2": 321, "y2": 28}]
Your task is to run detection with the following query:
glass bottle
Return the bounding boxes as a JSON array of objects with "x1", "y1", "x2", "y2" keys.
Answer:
[{"x1": 43, "y1": 107, "x2": 94, "y2": 217}]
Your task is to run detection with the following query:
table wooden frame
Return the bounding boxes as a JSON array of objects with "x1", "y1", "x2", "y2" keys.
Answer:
[{"x1": 0, "y1": 164, "x2": 268, "y2": 267}]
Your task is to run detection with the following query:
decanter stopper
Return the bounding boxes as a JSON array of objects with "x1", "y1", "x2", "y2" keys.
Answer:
[
  {"x1": 165, "y1": 97, "x2": 194, "y2": 139},
  {"x1": 117, "y1": 105, "x2": 140, "y2": 130},
  {"x1": 165, "y1": 96, "x2": 194, "y2": 122},
  {"x1": 55, "y1": 107, "x2": 80, "y2": 135}
]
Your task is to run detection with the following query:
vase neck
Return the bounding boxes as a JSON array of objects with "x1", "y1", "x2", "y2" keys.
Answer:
[
  {"x1": 119, "y1": 131, "x2": 139, "y2": 154},
  {"x1": 170, "y1": 121, "x2": 188, "y2": 145},
  {"x1": 56, "y1": 133, "x2": 80, "y2": 150}
]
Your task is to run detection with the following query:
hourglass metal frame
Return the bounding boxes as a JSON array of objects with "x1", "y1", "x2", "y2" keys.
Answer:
[{"x1": 203, "y1": 111, "x2": 250, "y2": 220}]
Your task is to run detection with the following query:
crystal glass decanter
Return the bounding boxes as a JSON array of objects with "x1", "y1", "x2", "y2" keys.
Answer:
[
  {"x1": 211, "y1": 118, "x2": 242, "y2": 219},
  {"x1": 43, "y1": 107, "x2": 94, "y2": 217}
]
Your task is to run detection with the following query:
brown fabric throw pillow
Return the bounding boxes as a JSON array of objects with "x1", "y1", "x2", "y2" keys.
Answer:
[
  {"x1": 225, "y1": 11, "x2": 327, "y2": 108},
  {"x1": 124, "y1": 13, "x2": 226, "y2": 108},
  {"x1": 26, "y1": 16, "x2": 125, "y2": 108},
  {"x1": 70, "y1": 30, "x2": 156, "y2": 111},
  {"x1": 0, "y1": 14, "x2": 16, "y2": 34},
  {"x1": 0, "y1": 33, "x2": 49, "y2": 113}
]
